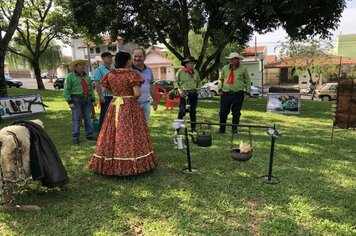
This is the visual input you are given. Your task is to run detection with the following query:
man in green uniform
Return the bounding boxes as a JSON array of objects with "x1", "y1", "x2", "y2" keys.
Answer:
[
  {"x1": 64, "y1": 59, "x2": 96, "y2": 144},
  {"x1": 218, "y1": 52, "x2": 251, "y2": 134},
  {"x1": 175, "y1": 56, "x2": 201, "y2": 133}
]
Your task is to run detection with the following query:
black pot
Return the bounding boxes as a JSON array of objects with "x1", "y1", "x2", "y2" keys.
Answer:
[
  {"x1": 191, "y1": 132, "x2": 212, "y2": 147},
  {"x1": 230, "y1": 148, "x2": 252, "y2": 161}
]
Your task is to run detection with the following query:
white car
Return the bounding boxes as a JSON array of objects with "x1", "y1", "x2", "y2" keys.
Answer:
[{"x1": 203, "y1": 80, "x2": 260, "y2": 97}]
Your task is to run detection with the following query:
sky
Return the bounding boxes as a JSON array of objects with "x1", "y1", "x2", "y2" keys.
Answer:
[{"x1": 248, "y1": 0, "x2": 356, "y2": 55}]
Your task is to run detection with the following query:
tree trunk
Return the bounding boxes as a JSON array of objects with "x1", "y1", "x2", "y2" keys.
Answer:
[
  {"x1": 33, "y1": 60, "x2": 45, "y2": 90},
  {"x1": 0, "y1": 54, "x2": 8, "y2": 96}
]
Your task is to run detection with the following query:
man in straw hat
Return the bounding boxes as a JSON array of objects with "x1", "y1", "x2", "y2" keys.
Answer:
[
  {"x1": 64, "y1": 59, "x2": 96, "y2": 145},
  {"x1": 218, "y1": 52, "x2": 251, "y2": 134},
  {"x1": 174, "y1": 56, "x2": 201, "y2": 134}
]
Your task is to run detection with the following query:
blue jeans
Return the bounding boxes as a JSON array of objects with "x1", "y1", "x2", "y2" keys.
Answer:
[
  {"x1": 71, "y1": 97, "x2": 93, "y2": 140},
  {"x1": 99, "y1": 96, "x2": 113, "y2": 129},
  {"x1": 140, "y1": 100, "x2": 150, "y2": 122}
]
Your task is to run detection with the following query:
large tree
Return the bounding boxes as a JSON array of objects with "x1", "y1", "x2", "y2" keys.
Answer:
[
  {"x1": 0, "y1": 0, "x2": 24, "y2": 96},
  {"x1": 67, "y1": 0, "x2": 346, "y2": 80},
  {"x1": 1, "y1": 0, "x2": 73, "y2": 90},
  {"x1": 6, "y1": 41, "x2": 62, "y2": 83}
]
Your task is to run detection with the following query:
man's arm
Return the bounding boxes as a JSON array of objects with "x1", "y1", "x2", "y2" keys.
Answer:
[
  {"x1": 149, "y1": 71, "x2": 158, "y2": 110},
  {"x1": 244, "y1": 67, "x2": 251, "y2": 94},
  {"x1": 93, "y1": 68, "x2": 105, "y2": 103},
  {"x1": 218, "y1": 68, "x2": 224, "y2": 93},
  {"x1": 63, "y1": 74, "x2": 73, "y2": 104}
]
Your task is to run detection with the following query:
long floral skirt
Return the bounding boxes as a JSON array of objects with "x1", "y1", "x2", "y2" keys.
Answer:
[{"x1": 88, "y1": 98, "x2": 157, "y2": 176}]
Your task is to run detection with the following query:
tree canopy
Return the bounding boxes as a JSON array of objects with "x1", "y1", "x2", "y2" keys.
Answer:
[
  {"x1": 68, "y1": 0, "x2": 346, "y2": 80},
  {"x1": 2, "y1": 0, "x2": 73, "y2": 89}
]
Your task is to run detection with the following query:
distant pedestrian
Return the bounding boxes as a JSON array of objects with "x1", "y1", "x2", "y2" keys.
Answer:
[
  {"x1": 93, "y1": 52, "x2": 114, "y2": 129},
  {"x1": 218, "y1": 52, "x2": 251, "y2": 134},
  {"x1": 131, "y1": 48, "x2": 158, "y2": 122},
  {"x1": 64, "y1": 59, "x2": 96, "y2": 145},
  {"x1": 175, "y1": 56, "x2": 201, "y2": 134}
]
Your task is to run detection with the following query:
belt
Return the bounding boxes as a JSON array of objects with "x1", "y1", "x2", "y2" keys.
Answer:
[
  {"x1": 185, "y1": 89, "x2": 197, "y2": 94},
  {"x1": 222, "y1": 90, "x2": 244, "y2": 95},
  {"x1": 113, "y1": 96, "x2": 134, "y2": 128},
  {"x1": 71, "y1": 94, "x2": 90, "y2": 99}
]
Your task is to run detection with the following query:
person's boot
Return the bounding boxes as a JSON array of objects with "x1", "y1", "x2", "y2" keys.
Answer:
[{"x1": 73, "y1": 138, "x2": 80, "y2": 145}]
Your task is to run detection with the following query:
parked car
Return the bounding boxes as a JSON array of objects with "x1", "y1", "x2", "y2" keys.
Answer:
[
  {"x1": 204, "y1": 80, "x2": 261, "y2": 97},
  {"x1": 315, "y1": 83, "x2": 338, "y2": 101},
  {"x1": 41, "y1": 72, "x2": 57, "y2": 80},
  {"x1": 53, "y1": 78, "x2": 65, "y2": 89},
  {"x1": 250, "y1": 85, "x2": 261, "y2": 97},
  {"x1": 153, "y1": 80, "x2": 174, "y2": 92},
  {"x1": 205, "y1": 80, "x2": 219, "y2": 96},
  {"x1": 5, "y1": 75, "x2": 23, "y2": 88}
]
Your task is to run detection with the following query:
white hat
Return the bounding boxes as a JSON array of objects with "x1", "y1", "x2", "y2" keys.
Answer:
[
  {"x1": 68, "y1": 59, "x2": 88, "y2": 71},
  {"x1": 225, "y1": 52, "x2": 244, "y2": 60}
]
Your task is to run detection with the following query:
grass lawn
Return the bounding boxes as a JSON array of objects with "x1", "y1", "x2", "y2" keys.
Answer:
[{"x1": 0, "y1": 88, "x2": 355, "y2": 236}]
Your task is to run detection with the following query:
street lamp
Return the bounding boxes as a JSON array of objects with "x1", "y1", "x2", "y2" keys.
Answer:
[{"x1": 258, "y1": 53, "x2": 266, "y2": 95}]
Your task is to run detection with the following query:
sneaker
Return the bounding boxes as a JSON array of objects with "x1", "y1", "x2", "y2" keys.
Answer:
[
  {"x1": 86, "y1": 136, "x2": 96, "y2": 141},
  {"x1": 73, "y1": 139, "x2": 80, "y2": 145}
]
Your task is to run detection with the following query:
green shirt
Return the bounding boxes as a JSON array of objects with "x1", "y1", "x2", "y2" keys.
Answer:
[
  {"x1": 218, "y1": 64, "x2": 251, "y2": 93},
  {"x1": 63, "y1": 71, "x2": 95, "y2": 104},
  {"x1": 174, "y1": 68, "x2": 201, "y2": 91}
]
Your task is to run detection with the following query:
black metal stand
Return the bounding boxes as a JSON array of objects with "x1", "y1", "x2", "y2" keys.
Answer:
[
  {"x1": 260, "y1": 134, "x2": 280, "y2": 184},
  {"x1": 179, "y1": 121, "x2": 281, "y2": 183},
  {"x1": 182, "y1": 124, "x2": 197, "y2": 173}
]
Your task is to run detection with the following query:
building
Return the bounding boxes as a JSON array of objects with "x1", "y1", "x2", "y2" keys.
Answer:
[
  {"x1": 265, "y1": 56, "x2": 356, "y2": 89},
  {"x1": 241, "y1": 46, "x2": 267, "y2": 87},
  {"x1": 145, "y1": 46, "x2": 175, "y2": 80},
  {"x1": 72, "y1": 35, "x2": 138, "y2": 74},
  {"x1": 336, "y1": 34, "x2": 356, "y2": 58}
]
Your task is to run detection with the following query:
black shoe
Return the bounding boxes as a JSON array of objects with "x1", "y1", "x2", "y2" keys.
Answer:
[
  {"x1": 216, "y1": 130, "x2": 225, "y2": 134},
  {"x1": 73, "y1": 139, "x2": 80, "y2": 145},
  {"x1": 232, "y1": 129, "x2": 238, "y2": 134},
  {"x1": 86, "y1": 136, "x2": 96, "y2": 141}
]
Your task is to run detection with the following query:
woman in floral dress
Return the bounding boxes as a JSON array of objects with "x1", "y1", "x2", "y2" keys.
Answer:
[{"x1": 88, "y1": 51, "x2": 157, "y2": 176}]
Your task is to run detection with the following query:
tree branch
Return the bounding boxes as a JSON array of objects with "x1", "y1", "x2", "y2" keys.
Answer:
[
  {"x1": 7, "y1": 46, "x2": 32, "y2": 61},
  {"x1": 141, "y1": 13, "x2": 183, "y2": 60},
  {"x1": 0, "y1": 0, "x2": 24, "y2": 51}
]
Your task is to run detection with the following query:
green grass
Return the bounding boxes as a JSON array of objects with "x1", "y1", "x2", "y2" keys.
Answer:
[{"x1": 0, "y1": 88, "x2": 355, "y2": 236}]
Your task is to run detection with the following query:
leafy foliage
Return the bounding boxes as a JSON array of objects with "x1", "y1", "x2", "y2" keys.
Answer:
[
  {"x1": 275, "y1": 38, "x2": 339, "y2": 82},
  {"x1": 2, "y1": 0, "x2": 73, "y2": 89},
  {"x1": 67, "y1": 0, "x2": 346, "y2": 80}
]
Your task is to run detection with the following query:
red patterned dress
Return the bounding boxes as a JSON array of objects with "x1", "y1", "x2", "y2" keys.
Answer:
[{"x1": 88, "y1": 69, "x2": 157, "y2": 176}]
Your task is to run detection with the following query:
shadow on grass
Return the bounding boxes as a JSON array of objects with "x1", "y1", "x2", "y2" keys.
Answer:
[{"x1": 1, "y1": 89, "x2": 355, "y2": 235}]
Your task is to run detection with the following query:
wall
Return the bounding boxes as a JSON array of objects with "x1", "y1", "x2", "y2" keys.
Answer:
[
  {"x1": 336, "y1": 34, "x2": 356, "y2": 58},
  {"x1": 241, "y1": 60, "x2": 261, "y2": 87}
]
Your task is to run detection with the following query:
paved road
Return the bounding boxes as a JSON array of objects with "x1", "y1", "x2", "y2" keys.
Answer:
[
  {"x1": 17, "y1": 78, "x2": 317, "y2": 100},
  {"x1": 19, "y1": 78, "x2": 56, "y2": 90}
]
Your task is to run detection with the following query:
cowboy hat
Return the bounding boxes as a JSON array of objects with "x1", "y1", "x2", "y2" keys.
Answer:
[
  {"x1": 225, "y1": 52, "x2": 244, "y2": 60},
  {"x1": 181, "y1": 56, "x2": 197, "y2": 66},
  {"x1": 68, "y1": 59, "x2": 88, "y2": 71}
]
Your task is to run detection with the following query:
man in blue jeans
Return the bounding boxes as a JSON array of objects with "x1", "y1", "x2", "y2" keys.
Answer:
[
  {"x1": 64, "y1": 59, "x2": 96, "y2": 145},
  {"x1": 131, "y1": 48, "x2": 158, "y2": 122},
  {"x1": 93, "y1": 52, "x2": 114, "y2": 129}
]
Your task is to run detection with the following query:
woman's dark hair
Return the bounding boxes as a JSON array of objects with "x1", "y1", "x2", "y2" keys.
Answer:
[{"x1": 115, "y1": 51, "x2": 131, "y2": 68}]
